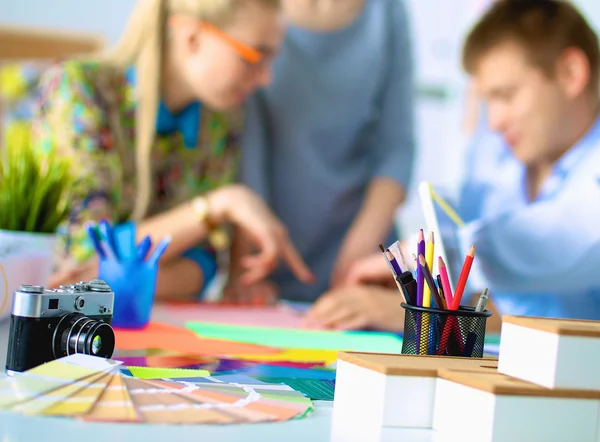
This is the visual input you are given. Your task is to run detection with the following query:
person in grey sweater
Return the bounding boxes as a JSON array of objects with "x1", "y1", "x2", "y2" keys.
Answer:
[{"x1": 231, "y1": 0, "x2": 417, "y2": 307}]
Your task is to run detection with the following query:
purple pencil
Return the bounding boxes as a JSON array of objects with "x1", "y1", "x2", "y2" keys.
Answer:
[{"x1": 417, "y1": 229, "x2": 425, "y2": 306}]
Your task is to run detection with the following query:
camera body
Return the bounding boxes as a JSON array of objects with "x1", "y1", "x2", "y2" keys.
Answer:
[{"x1": 5, "y1": 279, "x2": 116, "y2": 374}]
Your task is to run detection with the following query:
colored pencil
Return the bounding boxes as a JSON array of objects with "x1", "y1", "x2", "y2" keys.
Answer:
[
  {"x1": 436, "y1": 275, "x2": 448, "y2": 309},
  {"x1": 418, "y1": 255, "x2": 443, "y2": 309},
  {"x1": 379, "y1": 244, "x2": 405, "y2": 299},
  {"x1": 438, "y1": 257, "x2": 454, "y2": 308},
  {"x1": 423, "y1": 231, "x2": 434, "y2": 308},
  {"x1": 379, "y1": 244, "x2": 397, "y2": 276},
  {"x1": 451, "y1": 245, "x2": 476, "y2": 310},
  {"x1": 416, "y1": 230, "x2": 425, "y2": 306}
]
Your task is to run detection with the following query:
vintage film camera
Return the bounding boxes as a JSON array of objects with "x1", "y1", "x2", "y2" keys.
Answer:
[{"x1": 5, "y1": 279, "x2": 116, "y2": 374}]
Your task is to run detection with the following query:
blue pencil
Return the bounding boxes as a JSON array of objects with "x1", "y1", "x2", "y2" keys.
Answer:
[
  {"x1": 135, "y1": 236, "x2": 153, "y2": 262},
  {"x1": 85, "y1": 224, "x2": 106, "y2": 259},
  {"x1": 148, "y1": 235, "x2": 171, "y2": 266},
  {"x1": 99, "y1": 219, "x2": 120, "y2": 260}
]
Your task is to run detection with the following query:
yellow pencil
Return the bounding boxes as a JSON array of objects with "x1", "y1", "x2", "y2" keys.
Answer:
[
  {"x1": 419, "y1": 232, "x2": 435, "y2": 354},
  {"x1": 423, "y1": 231, "x2": 435, "y2": 308}
]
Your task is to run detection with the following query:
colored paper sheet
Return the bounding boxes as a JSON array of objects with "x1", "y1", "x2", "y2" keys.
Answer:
[
  {"x1": 163, "y1": 303, "x2": 314, "y2": 329},
  {"x1": 127, "y1": 366, "x2": 210, "y2": 379},
  {"x1": 278, "y1": 300, "x2": 312, "y2": 314},
  {"x1": 114, "y1": 321, "x2": 280, "y2": 356},
  {"x1": 216, "y1": 364, "x2": 336, "y2": 380},
  {"x1": 234, "y1": 348, "x2": 338, "y2": 365},
  {"x1": 257, "y1": 378, "x2": 335, "y2": 401},
  {"x1": 186, "y1": 322, "x2": 404, "y2": 353},
  {"x1": 113, "y1": 354, "x2": 211, "y2": 369},
  {"x1": 484, "y1": 333, "x2": 501, "y2": 356},
  {"x1": 162, "y1": 374, "x2": 267, "y2": 385}
]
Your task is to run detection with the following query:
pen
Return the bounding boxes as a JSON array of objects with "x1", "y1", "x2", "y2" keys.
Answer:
[
  {"x1": 396, "y1": 271, "x2": 417, "y2": 305},
  {"x1": 475, "y1": 288, "x2": 489, "y2": 312},
  {"x1": 390, "y1": 241, "x2": 408, "y2": 272}
]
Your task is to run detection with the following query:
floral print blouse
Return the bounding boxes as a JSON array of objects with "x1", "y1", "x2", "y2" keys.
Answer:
[{"x1": 1, "y1": 60, "x2": 241, "y2": 270}]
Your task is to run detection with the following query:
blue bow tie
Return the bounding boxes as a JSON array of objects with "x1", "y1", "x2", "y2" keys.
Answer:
[{"x1": 155, "y1": 100, "x2": 202, "y2": 149}]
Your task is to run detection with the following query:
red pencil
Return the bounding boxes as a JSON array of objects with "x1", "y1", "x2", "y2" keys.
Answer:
[{"x1": 450, "y1": 245, "x2": 475, "y2": 310}]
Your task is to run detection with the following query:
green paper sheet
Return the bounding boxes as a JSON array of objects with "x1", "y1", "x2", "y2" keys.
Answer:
[
  {"x1": 127, "y1": 366, "x2": 210, "y2": 379},
  {"x1": 185, "y1": 322, "x2": 404, "y2": 353},
  {"x1": 258, "y1": 377, "x2": 335, "y2": 401}
]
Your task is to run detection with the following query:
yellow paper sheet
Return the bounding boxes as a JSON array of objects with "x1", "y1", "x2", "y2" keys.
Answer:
[{"x1": 233, "y1": 348, "x2": 338, "y2": 365}]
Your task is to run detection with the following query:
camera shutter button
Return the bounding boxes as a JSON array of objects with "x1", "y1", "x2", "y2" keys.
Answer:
[
  {"x1": 89, "y1": 279, "x2": 111, "y2": 292},
  {"x1": 20, "y1": 285, "x2": 44, "y2": 293}
]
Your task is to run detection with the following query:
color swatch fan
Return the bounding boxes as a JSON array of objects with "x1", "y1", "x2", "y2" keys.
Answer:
[{"x1": 0, "y1": 354, "x2": 313, "y2": 424}]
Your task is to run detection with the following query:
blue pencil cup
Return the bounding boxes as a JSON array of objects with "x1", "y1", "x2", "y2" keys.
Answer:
[{"x1": 99, "y1": 258, "x2": 158, "y2": 329}]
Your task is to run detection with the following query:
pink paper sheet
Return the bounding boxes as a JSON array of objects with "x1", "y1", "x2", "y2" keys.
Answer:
[{"x1": 161, "y1": 303, "x2": 322, "y2": 329}]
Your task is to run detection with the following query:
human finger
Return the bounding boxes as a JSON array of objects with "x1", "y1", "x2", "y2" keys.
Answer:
[
  {"x1": 278, "y1": 236, "x2": 315, "y2": 284},
  {"x1": 306, "y1": 293, "x2": 353, "y2": 327},
  {"x1": 334, "y1": 313, "x2": 370, "y2": 331}
]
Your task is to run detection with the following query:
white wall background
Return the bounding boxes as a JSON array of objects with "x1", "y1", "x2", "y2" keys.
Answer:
[{"x1": 1, "y1": 0, "x2": 598, "y2": 235}]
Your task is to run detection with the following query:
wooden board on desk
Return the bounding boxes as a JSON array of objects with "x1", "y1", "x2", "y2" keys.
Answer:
[
  {"x1": 438, "y1": 369, "x2": 600, "y2": 398},
  {"x1": 338, "y1": 351, "x2": 498, "y2": 377},
  {"x1": 502, "y1": 315, "x2": 600, "y2": 338}
]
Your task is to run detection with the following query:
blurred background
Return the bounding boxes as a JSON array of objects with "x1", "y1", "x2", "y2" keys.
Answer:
[{"x1": 1, "y1": 0, "x2": 599, "y2": 233}]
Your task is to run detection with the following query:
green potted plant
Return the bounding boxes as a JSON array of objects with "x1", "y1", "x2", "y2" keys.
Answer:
[{"x1": 0, "y1": 123, "x2": 74, "y2": 320}]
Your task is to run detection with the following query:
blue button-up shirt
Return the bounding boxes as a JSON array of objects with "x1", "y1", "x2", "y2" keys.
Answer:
[{"x1": 456, "y1": 115, "x2": 600, "y2": 319}]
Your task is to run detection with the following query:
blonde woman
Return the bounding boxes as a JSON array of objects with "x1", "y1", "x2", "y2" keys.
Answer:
[{"x1": 30, "y1": 0, "x2": 314, "y2": 300}]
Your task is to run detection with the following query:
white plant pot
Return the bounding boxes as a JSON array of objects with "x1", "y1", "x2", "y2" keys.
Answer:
[{"x1": 0, "y1": 230, "x2": 57, "y2": 322}]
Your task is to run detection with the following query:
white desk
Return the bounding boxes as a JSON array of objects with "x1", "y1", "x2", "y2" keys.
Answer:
[{"x1": 0, "y1": 310, "x2": 436, "y2": 442}]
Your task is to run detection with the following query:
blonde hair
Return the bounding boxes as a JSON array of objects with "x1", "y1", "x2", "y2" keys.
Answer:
[{"x1": 97, "y1": 0, "x2": 279, "y2": 221}]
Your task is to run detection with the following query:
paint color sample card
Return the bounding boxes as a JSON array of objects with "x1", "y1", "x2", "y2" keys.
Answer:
[
  {"x1": 0, "y1": 355, "x2": 122, "y2": 409},
  {"x1": 83, "y1": 374, "x2": 139, "y2": 422},
  {"x1": 2, "y1": 354, "x2": 313, "y2": 425}
]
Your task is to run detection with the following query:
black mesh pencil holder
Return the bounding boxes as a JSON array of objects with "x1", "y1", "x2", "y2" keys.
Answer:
[{"x1": 401, "y1": 303, "x2": 492, "y2": 357}]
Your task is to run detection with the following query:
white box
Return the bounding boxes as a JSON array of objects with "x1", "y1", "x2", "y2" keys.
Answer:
[
  {"x1": 498, "y1": 315, "x2": 600, "y2": 390},
  {"x1": 330, "y1": 351, "x2": 498, "y2": 440},
  {"x1": 0, "y1": 250, "x2": 53, "y2": 322},
  {"x1": 433, "y1": 369, "x2": 600, "y2": 442}
]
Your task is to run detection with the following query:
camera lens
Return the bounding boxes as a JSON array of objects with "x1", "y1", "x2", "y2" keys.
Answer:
[{"x1": 52, "y1": 313, "x2": 115, "y2": 359}]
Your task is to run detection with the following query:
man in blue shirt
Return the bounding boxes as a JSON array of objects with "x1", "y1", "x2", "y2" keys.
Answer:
[
  {"x1": 306, "y1": 0, "x2": 600, "y2": 329},
  {"x1": 455, "y1": 0, "x2": 600, "y2": 320}
]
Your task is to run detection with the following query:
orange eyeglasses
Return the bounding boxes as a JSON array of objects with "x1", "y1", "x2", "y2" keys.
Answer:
[{"x1": 168, "y1": 15, "x2": 265, "y2": 65}]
